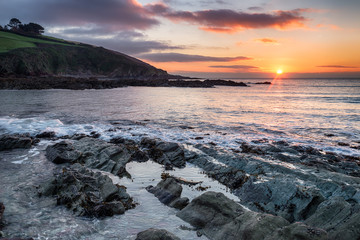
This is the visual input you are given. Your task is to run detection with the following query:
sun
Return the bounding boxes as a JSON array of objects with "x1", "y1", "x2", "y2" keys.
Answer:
[{"x1": 276, "y1": 69, "x2": 283, "y2": 75}]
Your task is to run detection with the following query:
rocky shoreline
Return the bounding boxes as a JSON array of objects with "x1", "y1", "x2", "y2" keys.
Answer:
[
  {"x1": 0, "y1": 132, "x2": 359, "y2": 239},
  {"x1": 0, "y1": 77, "x2": 247, "y2": 90}
]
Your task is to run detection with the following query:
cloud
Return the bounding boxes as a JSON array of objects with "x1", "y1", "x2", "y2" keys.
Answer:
[
  {"x1": 49, "y1": 29, "x2": 182, "y2": 55},
  {"x1": 209, "y1": 65, "x2": 259, "y2": 69},
  {"x1": 255, "y1": 38, "x2": 279, "y2": 44},
  {"x1": 139, "y1": 53, "x2": 251, "y2": 62},
  {"x1": 248, "y1": 7, "x2": 264, "y2": 11},
  {"x1": 317, "y1": 65, "x2": 358, "y2": 68},
  {"x1": 1, "y1": 0, "x2": 159, "y2": 31},
  {"x1": 149, "y1": 5, "x2": 309, "y2": 33}
]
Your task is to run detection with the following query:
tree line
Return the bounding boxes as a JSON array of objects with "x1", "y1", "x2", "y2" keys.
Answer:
[{"x1": 0, "y1": 18, "x2": 44, "y2": 35}]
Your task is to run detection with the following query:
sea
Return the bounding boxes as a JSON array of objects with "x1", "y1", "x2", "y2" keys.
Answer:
[{"x1": 0, "y1": 78, "x2": 359, "y2": 239}]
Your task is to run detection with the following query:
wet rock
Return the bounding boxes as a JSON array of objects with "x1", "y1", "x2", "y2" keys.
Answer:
[
  {"x1": 266, "y1": 222, "x2": 328, "y2": 240},
  {"x1": 136, "y1": 228, "x2": 180, "y2": 240},
  {"x1": 146, "y1": 178, "x2": 189, "y2": 210},
  {"x1": 177, "y1": 191, "x2": 290, "y2": 240},
  {"x1": 46, "y1": 137, "x2": 132, "y2": 177},
  {"x1": 46, "y1": 141, "x2": 82, "y2": 164},
  {"x1": 0, "y1": 202, "x2": 4, "y2": 230},
  {"x1": 305, "y1": 197, "x2": 360, "y2": 240},
  {"x1": 35, "y1": 131, "x2": 56, "y2": 139},
  {"x1": 236, "y1": 178, "x2": 325, "y2": 222},
  {"x1": 110, "y1": 137, "x2": 149, "y2": 163},
  {"x1": 140, "y1": 137, "x2": 185, "y2": 168},
  {"x1": 40, "y1": 164, "x2": 134, "y2": 218},
  {"x1": 208, "y1": 167, "x2": 249, "y2": 189},
  {"x1": 0, "y1": 134, "x2": 34, "y2": 151},
  {"x1": 1, "y1": 238, "x2": 34, "y2": 240},
  {"x1": 240, "y1": 142, "x2": 264, "y2": 154}
]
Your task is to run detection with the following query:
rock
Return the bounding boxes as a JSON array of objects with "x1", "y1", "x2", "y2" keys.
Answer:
[
  {"x1": 177, "y1": 191, "x2": 290, "y2": 240},
  {"x1": 35, "y1": 131, "x2": 56, "y2": 139},
  {"x1": 266, "y1": 222, "x2": 328, "y2": 240},
  {"x1": 45, "y1": 141, "x2": 82, "y2": 164},
  {"x1": 208, "y1": 167, "x2": 249, "y2": 189},
  {"x1": 141, "y1": 138, "x2": 186, "y2": 168},
  {"x1": 0, "y1": 134, "x2": 34, "y2": 151},
  {"x1": 240, "y1": 142, "x2": 264, "y2": 154},
  {"x1": 305, "y1": 197, "x2": 360, "y2": 240},
  {"x1": 46, "y1": 137, "x2": 132, "y2": 177},
  {"x1": 0, "y1": 202, "x2": 4, "y2": 229},
  {"x1": 40, "y1": 164, "x2": 134, "y2": 218},
  {"x1": 136, "y1": 228, "x2": 180, "y2": 240},
  {"x1": 1, "y1": 238, "x2": 34, "y2": 240},
  {"x1": 236, "y1": 178, "x2": 325, "y2": 222},
  {"x1": 146, "y1": 178, "x2": 189, "y2": 210}
]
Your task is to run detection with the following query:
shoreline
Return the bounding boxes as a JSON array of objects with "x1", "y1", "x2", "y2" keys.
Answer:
[
  {"x1": 0, "y1": 131, "x2": 360, "y2": 239},
  {"x1": 0, "y1": 76, "x2": 248, "y2": 90}
]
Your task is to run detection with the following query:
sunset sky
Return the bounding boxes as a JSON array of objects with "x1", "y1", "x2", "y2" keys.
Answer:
[{"x1": 1, "y1": 0, "x2": 359, "y2": 78}]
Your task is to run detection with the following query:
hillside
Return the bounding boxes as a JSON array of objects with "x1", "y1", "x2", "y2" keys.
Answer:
[{"x1": 0, "y1": 30, "x2": 168, "y2": 78}]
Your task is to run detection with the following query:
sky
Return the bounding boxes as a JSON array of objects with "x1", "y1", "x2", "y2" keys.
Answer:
[{"x1": 1, "y1": 0, "x2": 360, "y2": 78}]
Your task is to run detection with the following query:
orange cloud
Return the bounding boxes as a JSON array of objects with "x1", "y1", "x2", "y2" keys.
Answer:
[
  {"x1": 255, "y1": 38, "x2": 279, "y2": 44},
  {"x1": 147, "y1": 5, "x2": 310, "y2": 33}
]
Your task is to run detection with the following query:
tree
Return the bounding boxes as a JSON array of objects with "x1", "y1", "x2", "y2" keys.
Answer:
[
  {"x1": 8, "y1": 18, "x2": 22, "y2": 29},
  {"x1": 20, "y1": 22, "x2": 44, "y2": 35}
]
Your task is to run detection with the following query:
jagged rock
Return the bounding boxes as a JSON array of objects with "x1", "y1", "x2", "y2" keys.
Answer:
[
  {"x1": 46, "y1": 137, "x2": 132, "y2": 177},
  {"x1": 146, "y1": 178, "x2": 189, "y2": 210},
  {"x1": 40, "y1": 164, "x2": 134, "y2": 218},
  {"x1": 35, "y1": 131, "x2": 56, "y2": 139},
  {"x1": 236, "y1": 178, "x2": 325, "y2": 222},
  {"x1": 136, "y1": 228, "x2": 180, "y2": 240},
  {"x1": 305, "y1": 197, "x2": 360, "y2": 240},
  {"x1": 141, "y1": 137, "x2": 185, "y2": 168},
  {"x1": 176, "y1": 191, "x2": 290, "y2": 240},
  {"x1": 266, "y1": 222, "x2": 328, "y2": 240},
  {"x1": 110, "y1": 137, "x2": 149, "y2": 162},
  {"x1": 45, "y1": 141, "x2": 82, "y2": 164},
  {"x1": 0, "y1": 202, "x2": 4, "y2": 230},
  {"x1": 0, "y1": 134, "x2": 34, "y2": 151}
]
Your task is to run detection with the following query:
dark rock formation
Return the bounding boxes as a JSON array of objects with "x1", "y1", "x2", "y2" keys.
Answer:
[
  {"x1": 40, "y1": 164, "x2": 134, "y2": 218},
  {"x1": 136, "y1": 228, "x2": 180, "y2": 240},
  {"x1": 141, "y1": 137, "x2": 186, "y2": 169},
  {"x1": 305, "y1": 197, "x2": 360, "y2": 240},
  {"x1": 203, "y1": 79, "x2": 247, "y2": 86},
  {"x1": 46, "y1": 137, "x2": 132, "y2": 177},
  {"x1": 146, "y1": 178, "x2": 189, "y2": 210},
  {"x1": 177, "y1": 191, "x2": 327, "y2": 240},
  {"x1": 35, "y1": 131, "x2": 56, "y2": 139},
  {"x1": 0, "y1": 77, "x2": 249, "y2": 90},
  {"x1": 0, "y1": 202, "x2": 4, "y2": 230},
  {"x1": 236, "y1": 178, "x2": 325, "y2": 222},
  {"x1": 0, "y1": 134, "x2": 36, "y2": 151},
  {"x1": 110, "y1": 137, "x2": 149, "y2": 163}
]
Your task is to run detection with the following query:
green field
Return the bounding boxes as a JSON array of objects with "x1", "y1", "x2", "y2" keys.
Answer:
[{"x1": 0, "y1": 31, "x2": 75, "y2": 53}]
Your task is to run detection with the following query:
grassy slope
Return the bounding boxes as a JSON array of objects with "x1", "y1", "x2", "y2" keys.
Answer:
[
  {"x1": 0, "y1": 31, "x2": 75, "y2": 53},
  {"x1": 0, "y1": 30, "x2": 167, "y2": 78}
]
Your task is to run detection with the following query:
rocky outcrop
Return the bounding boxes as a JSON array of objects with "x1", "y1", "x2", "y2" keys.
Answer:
[
  {"x1": 236, "y1": 178, "x2": 325, "y2": 222},
  {"x1": 46, "y1": 137, "x2": 132, "y2": 177},
  {"x1": 146, "y1": 178, "x2": 189, "y2": 210},
  {"x1": 141, "y1": 138, "x2": 186, "y2": 169},
  {"x1": 136, "y1": 228, "x2": 180, "y2": 240},
  {"x1": 40, "y1": 164, "x2": 134, "y2": 218},
  {"x1": 305, "y1": 197, "x2": 360, "y2": 240},
  {"x1": 177, "y1": 191, "x2": 327, "y2": 240},
  {"x1": 0, "y1": 202, "x2": 4, "y2": 230},
  {"x1": 0, "y1": 134, "x2": 36, "y2": 151}
]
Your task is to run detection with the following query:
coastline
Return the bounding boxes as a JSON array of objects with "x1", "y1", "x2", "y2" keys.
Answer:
[
  {"x1": 0, "y1": 77, "x2": 248, "y2": 90},
  {"x1": 1, "y1": 131, "x2": 359, "y2": 239}
]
